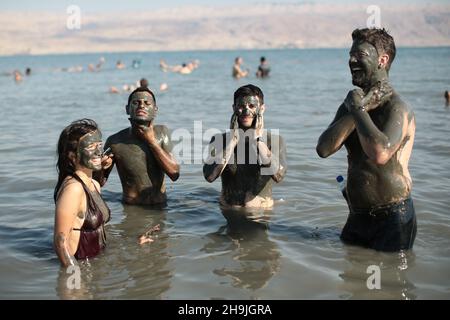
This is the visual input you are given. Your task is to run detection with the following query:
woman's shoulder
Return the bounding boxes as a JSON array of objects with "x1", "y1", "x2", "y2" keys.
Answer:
[{"x1": 60, "y1": 176, "x2": 85, "y2": 196}]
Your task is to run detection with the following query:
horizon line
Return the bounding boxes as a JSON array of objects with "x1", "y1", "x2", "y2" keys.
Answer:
[{"x1": 2, "y1": 45, "x2": 449, "y2": 59}]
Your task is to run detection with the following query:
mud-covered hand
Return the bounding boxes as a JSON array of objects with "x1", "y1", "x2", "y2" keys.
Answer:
[
  {"x1": 101, "y1": 154, "x2": 114, "y2": 170},
  {"x1": 229, "y1": 113, "x2": 239, "y2": 144},
  {"x1": 254, "y1": 108, "x2": 264, "y2": 139},
  {"x1": 362, "y1": 81, "x2": 393, "y2": 111},
  {"x1": 344, "y1": 88, "x2": 365, "y2": 112},
  {"x1": 134, "y1": 122, "x2": 157, "y2": 146}
]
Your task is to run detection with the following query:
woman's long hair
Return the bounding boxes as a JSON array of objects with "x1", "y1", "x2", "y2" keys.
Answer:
[{"x1": 54, "y1": 119, "x2": 99, "y2": 203}]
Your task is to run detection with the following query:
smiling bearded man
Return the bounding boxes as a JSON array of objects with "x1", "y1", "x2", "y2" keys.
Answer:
[{"x1": 316, "y1": 28, "x2": 416, "y2": 252}]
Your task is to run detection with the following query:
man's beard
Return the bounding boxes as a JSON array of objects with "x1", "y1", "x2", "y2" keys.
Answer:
[{"x1": 351, "y1": 68, "x2": 373, "y2": 88}]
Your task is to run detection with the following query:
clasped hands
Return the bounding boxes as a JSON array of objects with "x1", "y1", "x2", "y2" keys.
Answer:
[{"x1": 344, "y1": 81, "x2": 393, "y2": 113}]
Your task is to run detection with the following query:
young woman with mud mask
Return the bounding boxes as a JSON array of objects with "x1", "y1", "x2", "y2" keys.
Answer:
[{"x1": 53, "y1": 119, "x2": 111, "y2": 267}]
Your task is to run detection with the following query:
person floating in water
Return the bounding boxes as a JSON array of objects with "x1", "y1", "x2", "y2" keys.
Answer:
[
  {"x1": 159, "y1": 59, "x2": 197, "y2": 74},
  {"x1": 54, "y1": 119, "x2": 111, "y2": 267},
  {"x1": 95, "y1": 87, "x2": 180, "y2": 205},
  {"x1": 203, "y1": 84, "x2": 287, "y2": 208},
  {"x1": 256, "y1": 56, "x2": 270, "y2": 78},
  {"x1": 316, "y1": 28, "x2": 416, "y2": 252},
  {"x1": 13, "y1": 70, "x2": 22, "y2": 83},
  {"x1": 132, "y1": 59, "x2": 141, "y2": 69},
  {"x1": 232, "y1": 57, "x2": 249, "y2": 79},
  {"x1": 116, "y1": 60, "x2": 126, "y2": 70},
  {"x1": 96, "y1": 57, "x2": 105, "y2": 70}
]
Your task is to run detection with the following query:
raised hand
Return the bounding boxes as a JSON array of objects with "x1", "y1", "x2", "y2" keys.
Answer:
[
  {"x1": 134, "y1": 121, "x2": 157, "y2": 146},
  {"x1": 362, "y1": 81, "x2": 393, "y2": 111}
]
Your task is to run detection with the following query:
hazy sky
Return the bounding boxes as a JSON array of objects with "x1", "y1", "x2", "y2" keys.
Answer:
[{"x1": 1, "y1": 0, "x2": 446, "y2": 12}]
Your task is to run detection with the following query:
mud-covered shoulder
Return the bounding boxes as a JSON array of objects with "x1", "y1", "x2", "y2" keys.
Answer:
[
  {"x1": 105, "y1": 128, "x2": 130, "y2": 146},
  {"x1": 389, "y1": 92, "x2": 415, "y2": 123}
]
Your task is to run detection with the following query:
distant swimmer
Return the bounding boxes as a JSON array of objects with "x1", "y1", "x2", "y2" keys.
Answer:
[
  {"x1": 256, "y1": 56, "x2": 270, "y2": 78},
  {"x1": 94, "y1": 87, "x2": 180, "y2": 205},
  {"x1": 160, "y1": 59, "x2": 169, "y2": 72},
  {"x1": 109, "y1": 86, "x2": 120, "y2": 94},
  {"x1": 160, "y1": 59, "x2": 196, "y2": 74},
  {"x1": 132, "y1": 59, "x2": 141, "y2": 69},
  {"x1": 316, "y1": 28, "x2": 416, "y2": 252},
  {"x1": 445, "y1": 90, "x2": 449, "y2": 107},
  {"x1": 159, "y1": 83, "x2": 168, "y2": 92},
  {"x1": 122, "y1": 84, "x2": 136, "y2": 92},
  {"x1": 116, "y1": 60, "x2": 126, "y2": 70},
  {"x1": 203, "y1": 84, "x2": 287, "y2": 209},
  {"x1": 25, "y1": 67, "x2": 31, "y2": 76},
  {"x1": 67, "y1": 65, "x2": 83, "y2": 73},
  {"x1": 179, "y1": 63, "x2": 193, "y2": 74},
  {"x1": 232, "y1": 57, "x2": 249, "y2": 79},
  {"x1": 140, "y1": 78, "x2": 149, "y2": 88},
  {"x1": 96, "y1": 57, "x2": 105, "y2": 70},
  {"x1": 13, "y1": 70, "x2": 22, "y2": 83}
]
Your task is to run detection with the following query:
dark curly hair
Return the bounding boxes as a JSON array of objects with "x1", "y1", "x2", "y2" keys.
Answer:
[
  {"x1": 127, "y1": 86, "x2": 156, "y2": 106},
  {"x1": 233, "y1": 84, "x2": 264, "y2": 105},
  {"x1": 54, "y1": 119, "x2": 99, "y2": 202}
]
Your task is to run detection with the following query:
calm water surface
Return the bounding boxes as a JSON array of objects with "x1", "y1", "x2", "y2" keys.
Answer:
[{"x1": 0, "y1": 47, "x2": 449, "y2": 299}]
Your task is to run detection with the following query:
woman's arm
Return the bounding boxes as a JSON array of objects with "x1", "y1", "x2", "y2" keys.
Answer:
[{"x1": 54, "y1": 180, "x2": 84, "y2": 267}]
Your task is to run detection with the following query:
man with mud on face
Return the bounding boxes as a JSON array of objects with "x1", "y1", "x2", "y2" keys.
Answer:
[
  {"x1": 316, "y1": 28, "x2": 417, "y2": 252},
  {"x1": 203, "y1": 84, "x2": 287, "y2": 209},
  {"x1": 94, "y1": 87, "x2": 179, "y2": 205}
]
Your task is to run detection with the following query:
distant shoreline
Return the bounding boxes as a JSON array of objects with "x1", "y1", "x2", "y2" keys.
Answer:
[
  {"x1": 1, "y1": 45, "x2": 449, "y2": 59},
  {"x1": 1, "y1": 3, "x2": 448, "y2": 57}
]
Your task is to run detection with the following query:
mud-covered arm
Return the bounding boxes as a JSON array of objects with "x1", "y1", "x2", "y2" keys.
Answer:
[
  {"x1": 54, "y1": 182, "x2": 82, "y2": 267},
  {"x1": 350, "y1": 99, "x2": 409, "y2": 165},
  {"x1": 265, "y1": 135, "x2": 287, "y2": 183},
  {"x1": 316, "y1": 103, "x2": 356, "y2": 158},
  {"x1": 135, "y1": 124, "x2": 180, "y2": 181},
  {"x1": 93, "y1": 137, "x2": 114, "y2": 187},
  {"x1": 152, "y1": 125, "x2": 180, "y2": 181},
  {"x1": 203, "y1": 133, "x2": 238, "y2": 183}
]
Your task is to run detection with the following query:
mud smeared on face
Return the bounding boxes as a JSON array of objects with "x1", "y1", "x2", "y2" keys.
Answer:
[{"x1": 78, "y1": 130, "x2": 103, "y2": 170}]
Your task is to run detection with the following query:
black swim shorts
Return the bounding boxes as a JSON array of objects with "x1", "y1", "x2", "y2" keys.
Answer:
[{"x1": 340, "y1": 198, "x2": 417, "y2": 252}]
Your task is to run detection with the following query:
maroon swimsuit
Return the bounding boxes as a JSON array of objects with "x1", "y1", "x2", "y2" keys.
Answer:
[{"x1": 72, "y1": 174, "x2": 111, "y2": 260}]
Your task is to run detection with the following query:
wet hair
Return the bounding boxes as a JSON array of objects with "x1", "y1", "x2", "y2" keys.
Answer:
[
  {"x1": 234, "y1": 84, "x2": 264, "y2": 105},
  {"x1": 260, "y1": 56, "x2": 266, "y2": 63},
  {"x1": 54, "y1": 119, "x2": 99, "y2": 202},
  {"x1": 140, "y1": 78, "x2": 149, "y2": 88},
  {"x1": 352, "y1": 28, "x2": 396, "y2": 71},
  {"x1": 127, "y1": 86, "x2": 156, "y2": 106}
]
